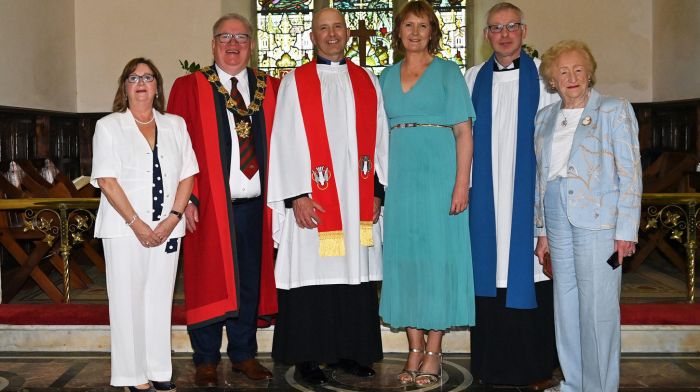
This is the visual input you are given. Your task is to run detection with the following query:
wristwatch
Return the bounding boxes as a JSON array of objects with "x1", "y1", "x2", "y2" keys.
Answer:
[{"x1": 170, "y1": 210, "x2": 183, "y2": 220}]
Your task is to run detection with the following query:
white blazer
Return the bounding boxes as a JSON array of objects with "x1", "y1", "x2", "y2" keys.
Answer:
[{"x1": 91, "y1": 109, "x2": 199, "y2": 238}]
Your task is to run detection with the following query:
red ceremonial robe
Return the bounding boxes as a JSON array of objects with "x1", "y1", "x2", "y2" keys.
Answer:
[{"x1": 167, "y1": 69, "x2": 279, "y2": 329}]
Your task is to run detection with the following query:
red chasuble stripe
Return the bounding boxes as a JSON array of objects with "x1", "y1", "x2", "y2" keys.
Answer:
[{"x1": 294, "y1": 59, "x2": 377, "y2": 256}]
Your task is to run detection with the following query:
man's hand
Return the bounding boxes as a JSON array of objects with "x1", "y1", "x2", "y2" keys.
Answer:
[
  {"x1": 535, "y1": 236, "x2": 549, "y2": 266},
  {"x1": 373, "y1": 197, "x2": 381, "y2": 223},
  {"x1": 184, "y1": 203, "x2": 199, "y2": 233},
  {"x1": 292, "y1": 197, "x2": 325, "y2": 229}
]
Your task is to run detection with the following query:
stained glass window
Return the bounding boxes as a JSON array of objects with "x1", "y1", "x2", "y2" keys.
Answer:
[
  {"x1": 331, "y1": 0, "x2": 393, "y2": 75},
  {"x1": 433, "y1": 0, "x2": 468, "y2": 69},
  {"x1": 256, "y1": 0, "x2": 469, "y2": 76},
  {"x1": 256, "y1": 0, "x2": 315, "y2": 77}
]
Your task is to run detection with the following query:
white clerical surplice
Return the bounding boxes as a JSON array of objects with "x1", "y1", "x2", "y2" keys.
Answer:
[
  {"x1": 267, "y1": 63, "x2": 389, "y2": 290},
  {"x1": 465, "y1": 58, "x2": 558, "y2": 288}
]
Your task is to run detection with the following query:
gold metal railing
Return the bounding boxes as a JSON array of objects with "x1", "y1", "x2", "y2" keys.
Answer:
[
  {"x1": 642, "y1": 193, "x2": 700, "y2": 303},
  {"x1": 0, "y1": 198, "x2": 99, "y2": 303}
]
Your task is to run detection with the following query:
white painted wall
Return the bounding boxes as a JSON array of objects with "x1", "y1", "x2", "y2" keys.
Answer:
[
  {"x1": 652, "y1": 0, "x2": 700, "y2": 101},
  {"x1": 73, "y1": 0, "x2": 221, "y2": 112},
  {"x1": 0, "y1": 0, "x2": 695, "y2": 111},
  {"x1": 472, "y1": 0, "x2": 654, "y2": 103},
  {"x1": 0, "y1": 0, "x2": 77, "y2": 111}
]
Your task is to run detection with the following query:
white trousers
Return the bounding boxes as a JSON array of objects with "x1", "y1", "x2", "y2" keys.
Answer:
[{"x1": 103, "y1": 236, "x2": 180, "y2": 386}]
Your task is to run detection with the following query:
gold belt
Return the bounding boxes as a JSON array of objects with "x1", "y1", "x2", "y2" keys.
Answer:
[{"x1": 390, "y1": 123, "x2": 451, "y2": 130}]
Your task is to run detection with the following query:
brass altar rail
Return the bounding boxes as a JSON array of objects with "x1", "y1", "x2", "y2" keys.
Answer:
[
  {"x1": 642, "y1": 193, "x2": 699, "y2": 303},
  {"x1": 0, "y1": 198, "x2": 99, "y2": 302}
]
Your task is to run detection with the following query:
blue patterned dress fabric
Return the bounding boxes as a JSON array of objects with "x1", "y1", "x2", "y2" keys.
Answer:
[{"x1": 152, "y1": 129, "x2": 164, "y2": 221}]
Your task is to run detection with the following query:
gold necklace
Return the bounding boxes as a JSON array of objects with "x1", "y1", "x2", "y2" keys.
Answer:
[{"x1": 200, "y1": 66, "x2": 267, "y2": 116}]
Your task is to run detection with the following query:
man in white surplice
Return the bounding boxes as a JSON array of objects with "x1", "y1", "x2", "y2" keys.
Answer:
[
  {"x1": 266, "y1": 7, "x2": 388, "y2": 386},
  {"x1": 464, "y1": 2, "x2": 560, "y2": 389}
]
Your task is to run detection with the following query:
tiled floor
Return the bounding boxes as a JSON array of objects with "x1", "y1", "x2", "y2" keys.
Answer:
[{"x1": 1, "y1": 352, "x2": 699, "y2": 391}]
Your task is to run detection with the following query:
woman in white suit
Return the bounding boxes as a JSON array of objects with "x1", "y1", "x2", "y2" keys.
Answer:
[
  {"x1": 91, "y1": 58, "x2": 198, "y2": 392},
  {"x1": 533, "y1": 41, "x2": 642, "y2": 392}
]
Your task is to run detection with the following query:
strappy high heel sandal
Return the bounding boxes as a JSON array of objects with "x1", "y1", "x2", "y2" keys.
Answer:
[
  {"x1": 397, "y1": 347, "x2": 424, "y2": 384},
  {"x1": 414, "y1": 351, "x2": 443, "y2": 386}
]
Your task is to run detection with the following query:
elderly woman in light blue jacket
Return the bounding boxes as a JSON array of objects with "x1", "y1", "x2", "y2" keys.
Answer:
[{"x1": 533, "y1": 40, "x2": 641, "y2": 392}]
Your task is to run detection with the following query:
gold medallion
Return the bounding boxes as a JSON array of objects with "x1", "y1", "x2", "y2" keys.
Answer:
[{"x1": 236, "y1": 121, "x2": 251, "y2": 138}]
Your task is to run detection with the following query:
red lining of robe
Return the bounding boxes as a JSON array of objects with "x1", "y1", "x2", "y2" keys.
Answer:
[{"x1": 167, "y1": 71, "x2": 278, "y2": 328}]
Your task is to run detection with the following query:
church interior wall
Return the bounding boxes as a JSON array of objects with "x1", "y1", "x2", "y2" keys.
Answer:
[
  {"x1": 472, "y1": 0, "x2": 654, "y2": 103},
  {"x1": 0, "y1": 0, "x2": 694, "y2": 114},
  {"x1": 652, "y1": 0, "x2": 700, "y2": 102},
  {"x1": 0, "y1": 0, "x2": 78, "y2": 112},
  {"x1": 73, "y1": 0, "x2": 221, "y2": 113}
]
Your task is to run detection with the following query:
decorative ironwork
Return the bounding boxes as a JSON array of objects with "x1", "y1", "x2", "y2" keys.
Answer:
[
  {"x1": 643, "y1": 193, "x2": 699, "y2": 303},
  {"x1": 0, "y1": 198, "x2": 98, "y2": 303}
]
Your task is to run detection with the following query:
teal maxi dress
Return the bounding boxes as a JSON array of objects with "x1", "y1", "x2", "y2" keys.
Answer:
[{"x1": 379, "y1": 57, "x2": 476, "y2": 330}]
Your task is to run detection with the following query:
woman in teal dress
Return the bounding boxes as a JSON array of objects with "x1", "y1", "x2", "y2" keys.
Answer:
[{"x1": 379, "y1": 0, "x2": 476, "y2": 386}]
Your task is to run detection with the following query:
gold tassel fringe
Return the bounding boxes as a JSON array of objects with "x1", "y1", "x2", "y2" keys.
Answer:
[
  {"x1": 319, "y1": 230, "x2": 346, "y2": 257},
  {"x1": 360, "y1": 221, "x2": 374, "y2": 247}
]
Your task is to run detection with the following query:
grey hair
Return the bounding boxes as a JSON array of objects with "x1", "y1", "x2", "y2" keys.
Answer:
[
  {"x1": 485, "y1": 2, "x2": 525, "y2": 25},
  {"x1": 212, "y1": 13, "x2": 253, "y2": 35}
]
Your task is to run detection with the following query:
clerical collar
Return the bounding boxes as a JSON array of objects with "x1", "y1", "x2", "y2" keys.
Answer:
[
  {"x1": 316, "y1": 55, "x2": 347, "y2": 65},
  {"x1": 493, "y1": 57, "x2": 520, "y2": 72}
]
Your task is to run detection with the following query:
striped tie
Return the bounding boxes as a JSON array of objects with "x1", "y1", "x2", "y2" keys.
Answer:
[{"x1": 231, "y1": 77, "x2": 258, "y2": 179}]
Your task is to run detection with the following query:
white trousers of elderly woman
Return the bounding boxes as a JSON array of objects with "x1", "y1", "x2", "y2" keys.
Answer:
[
  {"x1": 104, "y1": 236, "x2": 179, "y2": 386},
  {"x1": 544, "y1": 179, "x2": 621, "y2": 392}
]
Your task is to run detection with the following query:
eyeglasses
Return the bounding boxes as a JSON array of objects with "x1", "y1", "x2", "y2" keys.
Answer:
[
  {"x1": 126, "y1": 74, "x2": 155, "y2": 83},
  {"x1": 486, "y1": 22, "x2": 524, "y2": 34},
  {"x1": 214, "y1": 33, "x2": 251, "y2": 44}
]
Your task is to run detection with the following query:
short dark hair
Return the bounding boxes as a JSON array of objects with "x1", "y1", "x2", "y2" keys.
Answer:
[
  {"x1": 112, "y1": 57, "x2": 165, "y2": 114},
  {"x1": 391, "y1": 0, "x2": 442, "y2": 55}
]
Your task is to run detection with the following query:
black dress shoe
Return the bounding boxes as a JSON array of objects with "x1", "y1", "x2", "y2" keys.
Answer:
[
  {"x1": 150, "y1": 381, "x2": 176, "y2": 391},
  {"x1": 296, "y1": 361, "x2": 328, "y2": 385},
  {"x1": 335, "y1": 359, "x2": 376, "y2": 377}
]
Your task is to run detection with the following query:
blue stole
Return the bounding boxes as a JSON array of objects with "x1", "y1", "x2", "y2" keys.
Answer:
[{"x1": 469, "y1": 50, "x2": 540, "y2": 309}]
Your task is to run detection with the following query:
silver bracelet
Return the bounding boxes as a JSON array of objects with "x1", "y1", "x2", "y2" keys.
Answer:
[{"x1": 126, "y1": 214, "x2": 138, "y2": 226}]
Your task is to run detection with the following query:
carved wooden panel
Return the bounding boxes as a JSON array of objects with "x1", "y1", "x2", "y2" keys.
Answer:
[
  {"x1": 0, "y1": 107, "x2": 106, "y2": 178},
  {"x1": 633, "y1": 99, "x2": 700, "y2": 170}
]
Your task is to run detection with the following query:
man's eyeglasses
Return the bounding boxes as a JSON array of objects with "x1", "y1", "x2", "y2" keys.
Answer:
[
  {"x1": 126, "y1": 74, "x2": 155, "y2": 84},
  {"x1": 215, "y1": 33, "x2": 251, "y2": 44},
  {"x1": 486, "y1": 22, "x2": 524, "y2": 34}
]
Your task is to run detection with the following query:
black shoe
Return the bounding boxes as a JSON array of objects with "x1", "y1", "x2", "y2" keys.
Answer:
[
  {"x1": 296, "y1": 361, "x2": 328, "y2": 385},
  {"x1": 334, "y1": 359, "x2": 376, "y2": 377},
  {"x1": 150, "y1": 381, "x2": 176, "y2": 391}
]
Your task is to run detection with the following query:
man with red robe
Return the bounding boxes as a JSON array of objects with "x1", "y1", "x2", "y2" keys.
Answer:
[{"x1": 167, "y1": 13, "x2": 278, "y2": 386}]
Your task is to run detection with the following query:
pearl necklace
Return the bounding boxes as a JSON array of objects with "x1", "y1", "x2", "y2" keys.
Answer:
[{"x1": 134, "y1": 115, "x2": 154, "y2": 125}]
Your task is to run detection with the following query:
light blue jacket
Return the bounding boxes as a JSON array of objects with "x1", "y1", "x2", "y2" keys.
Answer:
[{"x1": 534, "y1": 89, "x2": 642, "y2": 241}]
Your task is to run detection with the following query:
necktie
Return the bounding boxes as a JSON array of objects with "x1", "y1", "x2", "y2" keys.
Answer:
[{"x1": 231, "y1": 77, "x2": 258, "y2": 179}]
